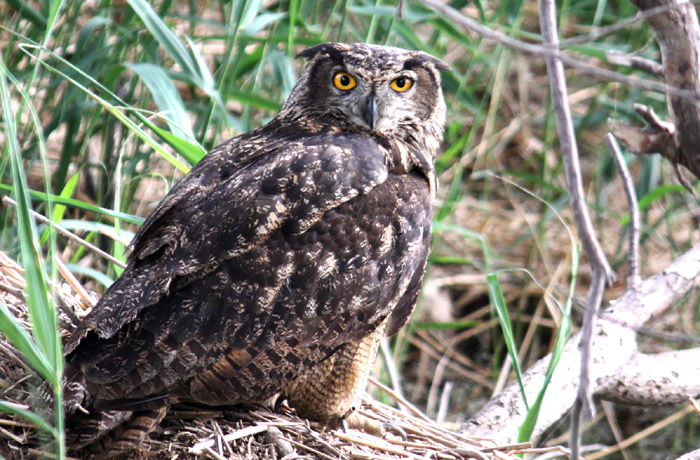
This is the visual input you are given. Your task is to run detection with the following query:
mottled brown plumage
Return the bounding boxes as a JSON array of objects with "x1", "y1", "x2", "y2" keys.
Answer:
[{"x1": 63, "y1": 42, "x2": 448, "y2": 456}]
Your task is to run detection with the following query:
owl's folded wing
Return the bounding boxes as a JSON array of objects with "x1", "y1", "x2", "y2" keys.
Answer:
[{"x1": 65, "y1": 128, "x2": 390, "y2": 353}]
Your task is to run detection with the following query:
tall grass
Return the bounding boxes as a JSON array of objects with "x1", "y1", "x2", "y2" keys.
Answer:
[{"x1": 0, "y1": 0, "x2": 697, "y2": 458}]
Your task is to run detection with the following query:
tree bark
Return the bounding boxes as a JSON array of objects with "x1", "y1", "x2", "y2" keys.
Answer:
[{"x1": 611, "y1": 0, "x2": 700, "y2": 180}]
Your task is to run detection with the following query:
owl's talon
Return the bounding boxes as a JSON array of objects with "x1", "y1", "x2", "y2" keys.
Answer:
[
  {"x1": 273, "y1": 395, "x2": 286, "y2": 413},
  {"x1": 381, "y1": 422, "x2": 407, "y2": 440},
  {"x1": 339, "y1": 417, "x2": 350, "y2": 433}
]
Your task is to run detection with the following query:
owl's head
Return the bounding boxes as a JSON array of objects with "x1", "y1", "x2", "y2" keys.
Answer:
[{"x1": 280, "y1": 43, "x2": 449, "y2": 152}]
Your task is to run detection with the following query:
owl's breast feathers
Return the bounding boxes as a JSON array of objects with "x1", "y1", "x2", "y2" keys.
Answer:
[{"x1": 64, "y1": 119, "x2": 434, "y2": 413}]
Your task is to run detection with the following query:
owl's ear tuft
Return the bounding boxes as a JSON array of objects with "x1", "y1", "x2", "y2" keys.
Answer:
[
  {"x1": 296, "y1": 43, "x2": 347, "y2": 64},
  {"x1": 412, "y1": 52, "x2": 452, "y2": 72}
]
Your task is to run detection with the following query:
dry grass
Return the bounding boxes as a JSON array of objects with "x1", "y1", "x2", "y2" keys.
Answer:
[
  {"x1": 0, "y1": 248, "x2": 572, "y2": 460},
  {"x1": 0, "y1": 249, "x2": 570, "y2": 460},
  {"x1": 2, "y1": 1, "x2": 699, "y2": 457}
]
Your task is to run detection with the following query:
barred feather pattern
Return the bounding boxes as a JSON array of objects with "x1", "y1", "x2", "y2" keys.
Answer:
[{"x1": 62, "y1": 42, "x2": 447, "y2": 457}]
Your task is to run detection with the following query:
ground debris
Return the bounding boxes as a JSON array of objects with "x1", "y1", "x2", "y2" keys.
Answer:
[{"x1": 0, "y1": 250, "x2": 531, "y2": 460}]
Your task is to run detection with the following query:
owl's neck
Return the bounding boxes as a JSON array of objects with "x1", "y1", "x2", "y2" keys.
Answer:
[
  {"x1": 388, "y1": 129, "x2": 440, "y2": 202},
  {"x1": 271, "y1": 110, "x2": 441, "y2": 201}
]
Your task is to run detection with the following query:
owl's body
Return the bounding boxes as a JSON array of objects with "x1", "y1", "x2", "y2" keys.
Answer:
[{"x1": 64, "y1": 43, "x2": 448, "y2": 455}]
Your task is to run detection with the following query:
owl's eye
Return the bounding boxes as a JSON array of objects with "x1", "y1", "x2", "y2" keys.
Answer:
[
  {"x1": 333, "y1": 72, "x2": 357, "y2": 91},
  {"x1": 390, "y1": 76, "x2": 413, "y2": 92}
]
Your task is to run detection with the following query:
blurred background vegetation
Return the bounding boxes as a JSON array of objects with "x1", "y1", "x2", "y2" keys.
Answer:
[{"x1": 0, "y1": 0, "x2": 698, "y2": 458}]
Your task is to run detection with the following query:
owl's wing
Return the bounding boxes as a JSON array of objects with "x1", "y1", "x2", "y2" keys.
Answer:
[
  {"x1": 72, "y1": 170, "x2": 432, "y2": 413},
  {"x1": 65, "y1": 126, "x2": 389, "y2": 354}
]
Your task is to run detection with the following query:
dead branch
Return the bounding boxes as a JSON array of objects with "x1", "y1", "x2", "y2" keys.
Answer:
[
  {"x1": 611, "y1": 0, "x2": 700, "y2": 182},
  {"x1": 539, "y1": 1, "x2": 615, "y2": 456},
  {"x1": 606, "y1": 50, "x2": 665, "y2": 77},
  {"x1": 674, "y1": 448, "x2": 700, "y2": 460},
  {"x1": 459, "y1": 240, "x2": 700, "y2": 444},
  {"x1": 596, "y1": 348, "x2": 700, "y2": 406},
  {"x1": 420, "y1": 0, "x2": 699, "y2": 100},
  {"x1": 606, "y1": 133, "x2": 641, "y2": 288}
]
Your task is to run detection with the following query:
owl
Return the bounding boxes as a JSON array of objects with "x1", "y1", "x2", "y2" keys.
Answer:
[{"x1": 62, "y1": 42, "x2": 449, "y2": 456}]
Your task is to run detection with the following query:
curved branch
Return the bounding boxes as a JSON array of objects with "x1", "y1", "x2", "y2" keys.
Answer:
[
  {"x1": 596, "y1": 348, "x2": 700, "y2": 406},
  {"x1": 613, "y1": 0, "x2": 700, "y2": 181},
  {"x1": 460, "y1": 241, "x2": 700, "y2": 444}
]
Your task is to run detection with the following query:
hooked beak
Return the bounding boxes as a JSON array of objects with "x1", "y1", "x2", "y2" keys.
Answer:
[{"x1": 365, "y1": 94, "x2": 378, "y2": 130}]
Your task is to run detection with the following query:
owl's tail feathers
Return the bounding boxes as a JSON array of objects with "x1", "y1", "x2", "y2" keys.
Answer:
[
  {"x1": 66, "y1": 409, "x2": 132, "y2": 450},
  {"x1": 67, "y1": 407, "x2": 168, "y2": 458}
]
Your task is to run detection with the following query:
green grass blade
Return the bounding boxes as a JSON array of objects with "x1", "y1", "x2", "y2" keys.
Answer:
[
  {"x1": 184, "y1": 35, "x2": 225, "y2": 109},
  {"x1": 487, "y1": 272, "x2": 528, "y2": 410},
  {"x1": 0, "y1": 60, "x2": 60, "y2": 382},
  {"x1": 433, "y1": 222, "x2": 495, "y2": 272},
  {"x1": 410, "y1": 320, "x2": 480, "y2": 330},
  {"x1": 66, "y1": 264, "x2": 115, "y2": 288},
  {"x1": 619, "y1": 184, "x2": 687, "y2": 226},
  {"x1": 288, "y1": 0, "x2": 298, "y2": 55},
  {"x1": 5, "y1": 0, "x2": 47, "y2": 28},
  {"x1": 0, "y1": 401, "x2": 56, "y2": 435},
  {"x1": 0, "y1": 300, "x2": 56, "y2": 384},
  {"x1": 518, "y1": 245, "x2": 578, "y2": 442},
  {"x1": 147, "y1": 122, "x2": 206, "y2": 166},
  {"x1": 0, "y1": 185, "x2": 145, "y2": 225},
  {"x1": 125, "y1": 0, "x2": 224, "y2": 116},
  {"x1": 126, "y1": 0, "x2": 199, "y2": 81},
  {"x1": 40, "y1": 169, "x2": 80, "y2": 245},
  {"x1": 18, "y1": 43, "x2": 191, "y2": 173},
  {"x1": 126, "y1": 62, "x2": 195, "y2": 140}
]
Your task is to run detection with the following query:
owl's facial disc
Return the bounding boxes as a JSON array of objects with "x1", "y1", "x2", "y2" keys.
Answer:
[{"x1": 328, "y1": 65, "x2": 420, "y2": 134}]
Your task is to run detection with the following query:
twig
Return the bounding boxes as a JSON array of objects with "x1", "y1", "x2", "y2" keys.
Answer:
[
  {"x1": 55, "y1": 257, "x2": 95, "y2": 307},
  {"x1": 627, "y1": 0, "x2": 700, "y2": 181},
  {"x1": 560, "y1": 13, "x2": 645, "y2": 45},
  {"x1": 609, "y1": 104, "x2": 698, "y2": 196},
  {"x1": 606, "y1": 51, "x2": 664, "y2": 77},
  {"x1": 419, "y1": 0, "x2": 700, "y2": 101},
  {"x1": 606, "y1": 133, "x2": 641, "y2": 288},
  {"x1": 0, "y1": 424, "x2": 24, "y2": 443},
  {"x1": 480, "y1": 441, "x2": 532, "y2": 453},
  {"x1": 190, "y1": 424, "x2": 268, "y2": 453},
  {"x1": 461, "y1": 241, "x2": 700, "y2": 444},
  {"x1": 334, "y1": 431, "x2": 418, "y2": 458},
  {"x1": 602, "y1": 401, "x2": 633, "y2": 460},
  {"x1": 585, "y1": 406, "x2": 695, "y2": 460},
  {"x1": 367, "y1": 376, "x2": 433, "y2": 423},
  {"x1": 284, "y1": 436, "x2": 339, "y2": 460},
  {"x1": 199, "y1": 446, "x2": 226, "y2": 460},
  {"x1": 690, "y1": 395, "x2": 700, "y2": 415},
  {"x1": 436, "y1": 381, "x2": 453, "y2": 425},
  {"x1": 379, "y1": 338, "x2": 409, "y2": 414},
  {"x1": 538, "y1": 2, "x2": 614, "y2": 458},
  {"x1": 2, "y1": 196, "x2": 127, "y2": 269},
  {"x1": 26, "y1": 449, "x2": 81, "y2": 460}
]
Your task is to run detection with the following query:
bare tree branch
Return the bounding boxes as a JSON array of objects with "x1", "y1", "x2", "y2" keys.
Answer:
[
  {"x1": 612, "y1": 0, "x2": 700, "y2": 181},
  {"x1": 674, "y1": 447, "x2": 700, "y2": 460},
  {"x1": 606, "y1": 133, "x2": 641, "y2": 288},
  {"x1": 460, "y1": 240, "x2": 700, "y2": 444},
  {"x1": 596, "y1": 348, "x2": 700, "y2": 406},
  {"x1": 606, "y1": 51, "x2": 664, "y2": 77},
  {"x1": 420, "y1": 0, "x2": 700, "y2": 101},
  {"x1": 538, "y1": 1, "x2": 615, "y2": 456}
]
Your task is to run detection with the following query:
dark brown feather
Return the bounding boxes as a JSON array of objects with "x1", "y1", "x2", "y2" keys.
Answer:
[{"x1": 63, "y1": 42, "x2": 447, "y2": 456}]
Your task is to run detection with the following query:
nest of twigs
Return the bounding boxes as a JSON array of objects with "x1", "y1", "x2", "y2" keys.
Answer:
[{"x1": 0, "y1": 250, "x2": 560, "y2": 460}]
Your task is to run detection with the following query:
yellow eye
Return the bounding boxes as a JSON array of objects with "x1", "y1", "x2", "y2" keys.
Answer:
[
  {"x1": 333, "y1": 72, "x2": 357, "y2": 90},
  {"x1": 390, "y1": 76, "x2": 413, "y2": 92}
]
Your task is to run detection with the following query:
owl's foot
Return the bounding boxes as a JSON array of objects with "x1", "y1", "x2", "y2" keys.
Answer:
[
  {"x1": 74, "y1": 407, "x2": 168, "y2": 459},
  {"x1": 340, "y1": 409, "x2": 407, "y2": 439}
]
